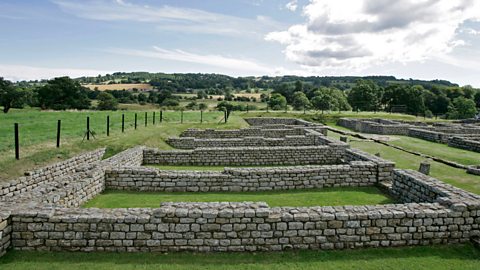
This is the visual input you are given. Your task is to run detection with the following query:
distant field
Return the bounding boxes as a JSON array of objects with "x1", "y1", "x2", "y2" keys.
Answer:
[{"x1": 83, "y1": 83, "x2": 153, "y2": 91}]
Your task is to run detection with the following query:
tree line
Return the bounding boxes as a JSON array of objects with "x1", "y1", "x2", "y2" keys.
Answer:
[{"x1": 1, "y1": 76, "x2": 479, "y2": 119}]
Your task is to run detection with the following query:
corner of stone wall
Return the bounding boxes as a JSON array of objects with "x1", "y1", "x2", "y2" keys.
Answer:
[{"x1": 0, "y1": 212, "x2": 12, "y2": 258}]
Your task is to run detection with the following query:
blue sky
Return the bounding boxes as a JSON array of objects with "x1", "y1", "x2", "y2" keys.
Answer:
[{"x1": 1, "y1": 0, "x2": 480, "y2": 86}]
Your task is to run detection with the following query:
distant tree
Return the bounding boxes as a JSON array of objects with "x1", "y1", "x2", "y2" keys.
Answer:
[
  {"x1": 198, "y1": 103, "x2": 208, "y2": 111},
  {"x1": 291, "y1": 91, "x2": 310, "y2": 110},
  {"x1": 197, "y1": 90, "x2": 208, "y2": 99},
  {"x1": 447, "y1": 97, "x2": 477, "y2": 119},
  {"x1": 347, "y1": 80, "x2": 383, "y2": 111},
  {"x1": 137, "y1": 93, "x2": 147, "y2": 103},
  {"x1": 474, "y1": 91, "x2": 480, "y2": 108},
  {"x1": 185, "y1": 101, "x2": 198, "y2": 110},
  {"x1": 0, "y1": 78, "x2": 27, "y2": 113},
  {"x1": 161, "y1": 98, "x2": 179, "y2": 107},
  {"x1": 424, "y1": 91, "x2": 450, "y2": 116},
  {"x1": 38, "y1": 77, "x2": 90, "y2": 110},
  {"x1": 382, "y1": 85, "x2": 425, "y2": 115},
  {"x1": 216, "y1": 101, "x2": 235, "y2": 119},
  {"x1": 294, "y1": 80, "x2": 303, "y2": 92},
  {"x1": 268, "y1": 93, "x2": 287, "y2": 110},
  {"x1": 311, "y1": 87, "x2": 351, "y2": 113},
  {"x1": 96, "y1": 92, "x2": 118, "y2": 110}
]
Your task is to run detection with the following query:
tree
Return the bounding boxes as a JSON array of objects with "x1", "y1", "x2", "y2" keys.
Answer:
[
  {"x1": 311, "y1": 87, "x2": 351, "y2": 113},
  {"x1": 382, "y1": 85, "x2": 425, "y2": 115},
  {"x1": 474, "y1": 91, "x2": 480, "y2": 108},
  {"x1": 198, "y1": 103, "x2": 208, "y2": 111},
  {"x1": 137, "y1": 93, "x2": 147, "y2": 103},
  {"x1": 424, "y1": 91, "x2": 450, "y2": 116},
  {"x1": 197, "y1": 90, "x2": 208, "y2": 99},
  {"x1": 291, "y1": 91, "x2": 311, "y2": 111},
  {"x1": 38, "y1": 77, "x2": 90, "y2": 110},
  {"x1": 268, "y1": 93, "x2": 287, "y2": 110},
  {"x1": 96, "y1": 92, "x2": 118, "y2": 110},
  {"x1": 447, "y1": 97, "x2": 477, "y2": 119},
  {"x1": 0, "y1": 78, "x2": 26, "y2": 113},
  {"x1": 347, "y1": 80, "x2": 383, "y2": 111}
]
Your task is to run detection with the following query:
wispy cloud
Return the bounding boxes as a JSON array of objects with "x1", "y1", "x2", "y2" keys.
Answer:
[
  {"x1": 51, "y1": 0, "x2": 282, "y2": 37},
  {"x1": 0, "y1": 64, "x2": 109, "y2": 81},
  {"x1": 107, "y1": 46, "x2": 274, "y2": 74}
]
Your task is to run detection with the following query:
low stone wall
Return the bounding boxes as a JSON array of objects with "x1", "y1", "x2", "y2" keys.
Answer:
[
  {"x1": 167, "y1": 135, "x2": 318, "y2": 149},
  {"x1": 337, "y1": 118, "x2": 413, "y2": 135},
  {"x1": 447, "y1": 137, "x2": 480, "y2": 153},
  {"x1": 9, "y1": 187, "x2": 480, "y2": 252},
  {"x1": 244, "y1": 117, "x2": 311, "y2": 126},
  {"x1": 0, "y1": 149, "x2": 106, "y2": 200},
  {"x1": 467, "y1": 166, "x2": 480, "y2": 176},
  {"x1": 180, "y1": 127, "x2": 308, "y2": 139},
  {"x1": 407, "y1": 128, "x2": 448, "y2": 143},
  {"x1": 0, "y1": 213, "x2": 11, "y2": 257},
  {"x1": 345, "y1": 148, "x2": 395, "y2": 183},
  {"x1": 143, "y1": 145, "x2": 347, "y2": 166},
  {"x1": 105, "y1": 161, "x2": 378, "y2": 192}
]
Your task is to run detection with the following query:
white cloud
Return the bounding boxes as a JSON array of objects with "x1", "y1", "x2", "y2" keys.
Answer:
[
  {"x1": 0, "y1": 64, "x2": 109, "y2": 81},
  {"x1": 107, "y1": 47, "x2": 274, "y2": 74},
  {"x1": 266, "y1": 0, "x2": 480, "y2": 70},
  {"x1": 52, "y1": 0, "x2": 282, "y2": 37},
  {"x1": 285, "y1": 0, "x2": 298, "y2": 12}
]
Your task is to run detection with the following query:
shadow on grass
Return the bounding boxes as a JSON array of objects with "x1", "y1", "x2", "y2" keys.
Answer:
[{"x1": 0, "y1": 244, "x2": 478, "y2": 268}]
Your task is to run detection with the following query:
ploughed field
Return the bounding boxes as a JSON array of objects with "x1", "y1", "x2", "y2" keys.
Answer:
[{"x1": 83, "y1": 187, "x2": 394, "y2": 208}]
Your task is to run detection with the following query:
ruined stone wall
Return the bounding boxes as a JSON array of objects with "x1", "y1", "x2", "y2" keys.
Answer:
[
  {"x1": 337, "y1": 118, "x2": 412, "y2": 135},
  {"x1": 0, "y1": 149, "x2": 106, "y2": 200},
  {"x1": 407, "y1": 128, "x2": 448, "y2": 143},
  {"x1": 180, "y1": 127, "x2": 308, "y2": 139},
  {"x1": 143, "y1": 145, "x2": 347, "y2": 166},
  {"x1": 244, "y1": 117, "x2": 311, "y2": 126},
  {"x1": 167, "y1": 135, "x2": 319, "y2": 149},
  {"x1": 105, "y1": 161, "x2": 378, "y2": 192},
  {"x1": 447, "y1": 137, "x2": 480, "y2": 153},
  {"x1": 0, "y1": 213, "x2": 11, "y2": 257},
  {"x1": 9, "y1": 194, "x2": 479, "y2": 252},
  {"x1": 345, "y1": 148, "x2": 395, "y2": 182}
]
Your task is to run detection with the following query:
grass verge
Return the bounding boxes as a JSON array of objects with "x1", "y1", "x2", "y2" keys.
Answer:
[
  {"x1": 82, "y1": 187, "x2": 394, "y2": 208},
  {"x1": 1, "y1": 244, "x2": 478, "y2": 270}
]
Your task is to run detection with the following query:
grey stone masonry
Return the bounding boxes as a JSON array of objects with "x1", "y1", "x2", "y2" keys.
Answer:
[
  {"x1": 143, "y1": 145, "x2": 347, "y2": 166},
  {"x1": 467, "y1": 166, "x2": 480, "y2": 176},
  {"x1": 345, "y1": 148, "x2": 395, "y2": 183},
  {"x1": 180, "y1": 126, "x2": 327, "y2": 139},
  {"x1": 1, "y1": 117, "x2": 479, "y2": 256},
  {"x1": 447, "y1": 136, "x2": 480, "y2": 153},
  {"x1": 0, "y1": 148, "x2": 106, "y2": 200},
  {"x1": 168, "y1": 129, "x2": 328, "y2": 149},
  {"x1": 244, "y1": 117, "x2": 312, "y2": 126},
  {"x1": 105, "y1": 161, "x2": 378, "y2": 192}
]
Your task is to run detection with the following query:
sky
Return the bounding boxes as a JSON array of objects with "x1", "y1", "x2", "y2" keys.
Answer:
[{"x1": 1, "y1": 0, "x2": 480, "y2": 86}]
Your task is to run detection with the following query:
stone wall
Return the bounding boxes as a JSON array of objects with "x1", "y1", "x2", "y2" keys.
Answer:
[
  {"x1": 167, "y1": 135, "x2": 319, "y2": 149},
  {"x1": 180, "y1": 127, "x2": 310, "y2": 139},
  {"x1": 447, "y1": 137, "x2": 480, "y2": 153},
  {"x1": 337, "y1": 118, "x2": 413, "y2": 135},
  {"x1": 345, "y1": 148, "x2": 395, "y2": 183},
  {"x1": 0, "y1": 213, "x2": 11, "y2": 257},
  {"x1": 244, "y1": 117, "x2": 311, "y2": 126},
  {"x1": 0, "y1": 149, "x2": 106, "y2": 200},
  {"x1": 9, "y1": 186, "x2": 480, "y2": 252},
  {"x1": 105, "y1": 161, "x2": 378, "y2": 192},
  {"x1": 143, "y1": 145, "x2": 347, "y2": 166}
]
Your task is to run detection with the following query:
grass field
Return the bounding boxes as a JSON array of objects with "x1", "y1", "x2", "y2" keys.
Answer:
[
  {"x1": 0, "y1": 110, "x2": 249, "y2": 180},
  {"x1": 326, "y1": 129, "x2": 480, "y2": 194},
  {"x1": 1, "y1": 244, "x2": 478, "y2": 270},
  {"x1": 83, "y1": 187, "x2": 394, "y2": 208}
]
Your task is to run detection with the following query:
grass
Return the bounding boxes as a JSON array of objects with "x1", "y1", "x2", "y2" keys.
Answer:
[
  {"x1": 83, "y1": 187, "x2": 394, "y2": 208},
  {"x1": 1, "y1": 244, "x2": 478, "y2": 270},
  {"x1": 326, "y1": 130, "x2": 480, "y2": 194},
  {"x1": 0, "y1": 110, "x2": 248, "y2": 181},
  {"x1": 146, "y1": 165, "x2": 319, "y2": 171},
  {"x1": 327, "y1": 123, "x2": 480, "y2": 166}
]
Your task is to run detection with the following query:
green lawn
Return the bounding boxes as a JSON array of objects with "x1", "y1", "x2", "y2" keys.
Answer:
[
  {"x1": 83, "y1": 187, "x2": 394, "y2": 208},
  {"x1": 0, "y1": 110, "x2": 248, "y2": 180},
  {"x1": 1, "y1": 244, "x2": 478, "y2": 270},
  {"x1": 326, "y1": 130, "x2": 480, "y2": 195},
  {"x1": 327, "y1": 123, "x2": 480, "y2": 166}
]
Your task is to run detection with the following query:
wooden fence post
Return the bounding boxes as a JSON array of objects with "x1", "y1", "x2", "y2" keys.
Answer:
[
  {"x1": 135, "y1": 113, "x2": 137, "y2": 129},
  {"x1": 14, "y1": 123, "x2": 19, "y2": 160},
  {"x1": 122, "y1": 114, "x2": 125, "y2": 133},
  {"x1": 106, "y1": 116, "x2": 110, "y2": 136},
  {"x1": 86, "y1": 117, "x2": 90, "y2": 140},
  {"x1": 56, "y1": 120, "x2": 61, "y2": 147}
]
